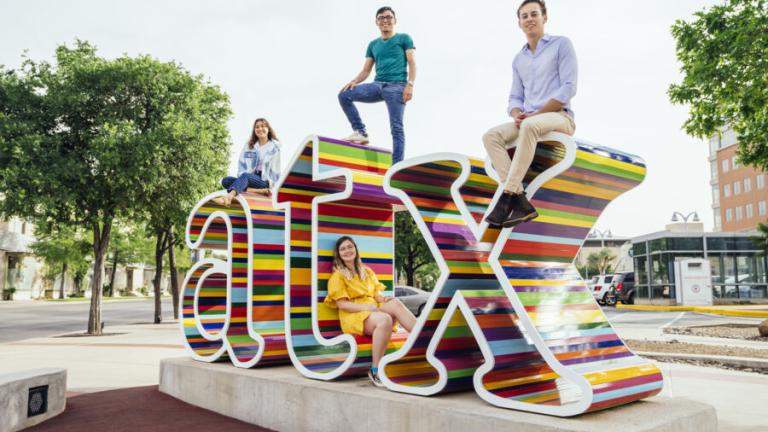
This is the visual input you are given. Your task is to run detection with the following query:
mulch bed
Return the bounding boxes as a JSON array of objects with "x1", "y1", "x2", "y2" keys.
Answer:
[
  {"x1": 28, "y1": 385, "x2": 271, "y2": 432},
  {"x1": 664, "y1": 323, "x2": 768, "y2": 342}
]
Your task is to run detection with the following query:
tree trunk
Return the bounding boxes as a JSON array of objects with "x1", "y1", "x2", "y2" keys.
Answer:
[
  {"x1": 167, "y1": 229, "x2": 180, "y2": 320},
  {"x1": 74, "y1": 272, "x2": 83, "y2": 296},
  {"x1": 108, "y1": 248, "x2": 119, "y2": 297},
  {"x1": 59, "y1": 262, "x2": 68, "y2": 300},
  {"x1": 153, "y1": 229, "x2": 168, "y2": 324},
  {"x1": 87, "y1": 218, "x2": 112, "y2": 335}
]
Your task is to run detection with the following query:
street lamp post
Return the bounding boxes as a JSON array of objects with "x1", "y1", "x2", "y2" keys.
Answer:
[{"x1": 670, "y1": 211, "x2": 700, "y2": 232}]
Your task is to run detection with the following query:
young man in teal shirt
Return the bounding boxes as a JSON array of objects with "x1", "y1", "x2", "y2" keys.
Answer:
[{"x1": 338, "y1": 6, "x2": 416, "y2": 164}]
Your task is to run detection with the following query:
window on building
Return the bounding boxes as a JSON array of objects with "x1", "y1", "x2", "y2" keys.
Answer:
[
  {"x1": 734, "y1": 181, "x2": 741, "y2": 195},
  {"x1": 726, "y1": 208, "x2": 733, "y2": 222},
  {"x1": 746, "y1": 203, "x2": 754, "y2": 219},
  {"x1": 723, "y1": 128, "x2": 738, "y2": 147},
  {"x1": 760, "y1": 201, "x2": 767, "y2": 216},
  {"x1": 736, "y1": 206, "x2": 743, "y2": 220},
  {"x1": 714, "y1": 213, "x2": 722, "y2": 230},
  {"x1": 712, "y1": 186, "x2": 720, "y2": 206},
  {"x1": 710, "y1": 160, "x2": 718, "y2": 181},
  {"x1": 758, "y1": 174, "x2": 765, "y2": 189},
  {"x1": 724, "y1": 184, "x2": 731, "y2": 197},
  {"x1": 709, "y1": 135, "x2": 721, "y2": 154},
  {"x1": 722, "y1": 159, "x2": 729, "y2": 173},
  {"x1": 731, "y1": 156, "x2": 738, "y2": 170},
  {"x1": 744, "y1": 177, "x2": 752, "y2": 192}
]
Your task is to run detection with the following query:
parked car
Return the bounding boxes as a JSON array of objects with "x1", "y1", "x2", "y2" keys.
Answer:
[
  {"x1": 394, "y1": 285, "x2": 431, "y2": 316},
  {"x1": 588, "y1": 274, "x2": 615, "y2": 306},
  {"x1": 609, "y1": 272, "x2": 636, "y2": 305}
]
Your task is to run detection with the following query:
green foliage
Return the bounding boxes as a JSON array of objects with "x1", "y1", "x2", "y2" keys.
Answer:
[
  {"x1": 414, "y1": 262, "x2": 440, "y2": 291},
  {"x1": 394, "y1": 211, "x2": 436, "y2": 287},
  {"x1": 753, "y1": 222, "x2": 768, "y2": 256},
  {"x1": 0, "y1": 40, "x2": 232, "y2": 331},
  {"x1": 668, "y1": 0, "x2": 768, "y2": 168},
  {"x1": 30, "y1": 226, "x2": 91, "y2": 284},
  {"x1": 577, "y1": 249, "x2": 616, "y2": 280}
]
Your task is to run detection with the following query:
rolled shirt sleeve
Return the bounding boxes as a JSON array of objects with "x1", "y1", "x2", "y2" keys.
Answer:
[
  {"x1": 552, "y1": 37, "x2": 578, "y2": 105},
  {"x1": 507, "y1": 64, "x2": 525, "y2": 116}
]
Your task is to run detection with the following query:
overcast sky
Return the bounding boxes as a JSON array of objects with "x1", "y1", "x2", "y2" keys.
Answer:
[{"x1": 1, "y1": 0, "x2": 722, "y2": 237}]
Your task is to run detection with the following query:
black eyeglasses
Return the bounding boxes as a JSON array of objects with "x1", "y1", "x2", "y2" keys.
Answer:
[{"x1": 376, "y1": 15, "x2": 394, "y2": 22}]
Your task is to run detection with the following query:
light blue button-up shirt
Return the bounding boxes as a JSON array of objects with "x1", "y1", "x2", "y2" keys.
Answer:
[{"x1": 507, "y1": 34, "x2": 578, "y2": 118}]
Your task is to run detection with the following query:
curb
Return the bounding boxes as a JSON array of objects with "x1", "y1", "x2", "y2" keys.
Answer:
[
  {"x1": 637, "y1": 351, "x2": 768, "y2": 371},
  {"x1": 617, "y1": 304, "x2": 768, "y2": 318}
]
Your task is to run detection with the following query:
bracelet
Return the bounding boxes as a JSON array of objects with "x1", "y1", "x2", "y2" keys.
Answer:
[{"x1": 406, "y1": 81, "x2": 414, "y2": 87}]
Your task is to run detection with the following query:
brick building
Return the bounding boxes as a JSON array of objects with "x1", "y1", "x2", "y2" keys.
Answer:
[{"x1": 709, "y1": 129, "x2": 768, "y2": 232}]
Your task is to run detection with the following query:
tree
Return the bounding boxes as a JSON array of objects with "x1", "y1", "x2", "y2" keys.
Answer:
[
  {"x1": 30, "y1": 227, "x2": 91, "y2": 299},
  {"x1": 133, "y1": 60, "x2": 231, "y2": 323},
  {"x1": 105, "y1": 223, "x2": 154, "y2": 297},
  {"x1": 668, "y1": 0, "x2": 768, "y2": 168},
  {"x1": 0, "y1": 41, "x2": 231, "y2": 333},
  {"x1": 585, "y1": 249, "x2": 616, "y2": 278},
  {"x1": 394, "y1": 211, "x2": 436, "y2": 286}
]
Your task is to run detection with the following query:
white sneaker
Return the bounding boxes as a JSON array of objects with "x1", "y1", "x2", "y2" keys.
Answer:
[{"x1": 344, "y1": 131, "x2": 369, "y2": 144}]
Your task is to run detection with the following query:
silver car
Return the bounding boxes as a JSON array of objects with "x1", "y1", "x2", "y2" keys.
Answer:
[{"x1": 394, "y1": 285, "x2": 431, "y2": 316}]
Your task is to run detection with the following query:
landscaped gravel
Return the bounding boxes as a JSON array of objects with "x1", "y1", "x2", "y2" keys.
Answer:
[
  {"x1": 664, "y1": 323, "x2": 768, "y2": 341},
  {"x1": 625, "y1": 339, "x2": 768, "y2": 359}
]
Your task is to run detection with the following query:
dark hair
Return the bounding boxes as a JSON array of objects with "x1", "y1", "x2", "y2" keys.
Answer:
[
  {"x1": 247, "y1": 118, "x2": 278, "y2": 149},
  {"x1": 333, "y1": 236, "x2": 367, "y2": 280},
  {"x1": 517, "y1": 0, "x2": 546, "y2": 17},
  {"x1": 375, "y1": 6, "x2": 396, "y2": 19}
]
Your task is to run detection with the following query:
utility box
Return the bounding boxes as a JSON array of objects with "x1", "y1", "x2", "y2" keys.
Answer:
[{"x1": 674, "y1": 258, "x2": 713, "y2": 306}]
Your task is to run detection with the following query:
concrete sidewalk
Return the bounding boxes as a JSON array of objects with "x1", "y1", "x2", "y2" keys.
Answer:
[{"x1": 1, "y1": 321, "x2": 767, "y2": 431}]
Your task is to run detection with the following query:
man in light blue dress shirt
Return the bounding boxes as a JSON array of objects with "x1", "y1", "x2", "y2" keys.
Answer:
[{"x1": 483, "y1": 0, "x2": 577, "y2": 228}]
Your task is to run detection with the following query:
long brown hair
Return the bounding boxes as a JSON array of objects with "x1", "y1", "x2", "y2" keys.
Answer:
[
  {"x1": 332, "y1": 236, "x2": 367, "y2": 280},
  {"x1": 247, "y1": 118, "x2": 279, "y2": 149}
]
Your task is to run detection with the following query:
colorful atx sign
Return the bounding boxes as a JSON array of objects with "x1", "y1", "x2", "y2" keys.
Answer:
[{"x1": 180, "y1": 132, "x2": 663, "y2": 417}]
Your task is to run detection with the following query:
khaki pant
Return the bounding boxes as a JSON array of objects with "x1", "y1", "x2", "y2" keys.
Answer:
[{"x1": 482, "y1": 111, "x2": 575, "y2": 193}]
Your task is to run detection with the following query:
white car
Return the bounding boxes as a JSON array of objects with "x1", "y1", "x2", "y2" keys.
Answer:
[
  {"x1": 394, "y1": 285, "x2": 431, "y2": 316},
  {"x1": 589, "y1": 274, "x2": 615, "y2": 305}
]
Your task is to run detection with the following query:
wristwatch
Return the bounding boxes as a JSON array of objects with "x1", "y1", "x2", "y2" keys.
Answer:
[{"x1": 406, "y1": 81, "x2": 414, "y2": 87}]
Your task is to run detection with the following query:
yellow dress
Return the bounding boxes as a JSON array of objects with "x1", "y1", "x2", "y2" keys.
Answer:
[{"x1": 323, "y1": 267, "x2": 387, "y2": 336}]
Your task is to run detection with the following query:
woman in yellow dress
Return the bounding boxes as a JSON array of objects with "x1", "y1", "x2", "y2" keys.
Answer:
[{"x1": 324, "y1": 236, "x2": 417, "y2": 386}]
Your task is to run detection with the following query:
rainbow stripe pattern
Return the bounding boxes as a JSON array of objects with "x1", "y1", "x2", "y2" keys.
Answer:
[
  {"x1": 379, "y1": 132, "x2": 661, "y2": 416},
  {"x1": 181, "y1": 192, "x2": 289, "y2": 368},
  {"x1": 274, "y1": 136, "x2": 407, "y2": 380},
  {"x1": 179, "y1": 132, "x2": 661, "y2": 416}
]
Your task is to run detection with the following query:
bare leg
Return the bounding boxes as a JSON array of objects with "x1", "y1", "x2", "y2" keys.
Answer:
[
  {"x1": 222, "y1": 190, "x2": 237, "y2": 206},
  {"x1": 379, "y1": 299, "x2": 417, "y2": 332},
  {"x1": 364, "y1": 311, "x2": 394, "y2": 367}
]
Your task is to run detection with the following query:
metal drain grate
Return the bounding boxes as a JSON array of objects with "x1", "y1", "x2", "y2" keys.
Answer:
[{"x1": 28, "y1": 385, "x2": 48, "y2": 418}]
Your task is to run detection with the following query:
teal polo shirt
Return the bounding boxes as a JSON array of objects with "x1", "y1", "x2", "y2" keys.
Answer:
[{"x1": 365, "y1": 33, "x2": 415, "y2": 82}]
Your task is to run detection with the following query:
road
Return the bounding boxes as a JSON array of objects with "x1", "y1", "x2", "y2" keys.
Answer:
[{"x1": 0, "y1": 298, "x2": 176, "y2": 343}]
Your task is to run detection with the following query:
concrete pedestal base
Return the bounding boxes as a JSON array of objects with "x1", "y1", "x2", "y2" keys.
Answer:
[
  {"x1": 0, "y1": 368, "x2": 66, "y2": 432},
  {"x1": 159, "y1": 357, "x2": 717, "y2": 432}
]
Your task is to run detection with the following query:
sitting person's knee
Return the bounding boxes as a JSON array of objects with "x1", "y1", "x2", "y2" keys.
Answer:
[
  {"x1": 519, "y1": 119, "x2": 541, "y2": 135},
  {"x1": 482, "y1": 130, "x2": 500, "y2": 149}
]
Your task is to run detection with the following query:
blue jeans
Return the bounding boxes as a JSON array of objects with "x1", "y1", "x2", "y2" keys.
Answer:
[
  {"x1": 221, "y1": 173, "x2": 269, "y2": 194},
  {"x1": 338, "y1": 81, "x2": 406, "y2": 164}
]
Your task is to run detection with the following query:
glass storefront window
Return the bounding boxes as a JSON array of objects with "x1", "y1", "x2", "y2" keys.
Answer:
[
  {"x1": 635, "y1": 256, "x2": 648, "y2": 284},
  {"x1": 651, "y1": 254, "x2": 668, "y2": 284},
  {"x1": 709, "y1": 255, "x2": 723, "y2": 284},
  {"x1": 667, "y1": 238, "x2": 703, "y2": 251},
  {"x1": 651, "y1": 285, "x2": 671, "y2": 300},
  {"x1": 649, "y1": 239, "x2": 667, "y2": 253},
  {"x1": 633, "y1": 242, "x2": 646, "y2": 256},
  {"x1": 757, "y1": 256, "x2": 766, "y2": 284},
  {"x1": 736, "y1": 255, "x2": 755, "y2": 284},
  {"x1": 636, "y1": 285, "x2": 649, "y2": 300}
]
